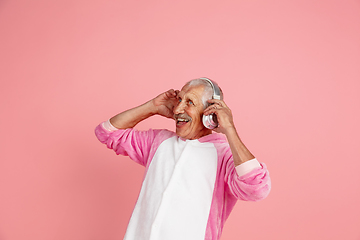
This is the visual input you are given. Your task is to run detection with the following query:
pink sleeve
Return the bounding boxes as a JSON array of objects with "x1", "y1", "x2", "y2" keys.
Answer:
[
  {"x1": 94, "y1": 122, "x2": 163, "y2": 166},
  {"x1": 102, "y1": 119, "x2": 119, "y2": 131},
  {"x1": 235, "y1": 158, "x2": 262, "y2": 176},
  {"x1": 223, "y1": 150, "x2": 271, "y2": 201}
]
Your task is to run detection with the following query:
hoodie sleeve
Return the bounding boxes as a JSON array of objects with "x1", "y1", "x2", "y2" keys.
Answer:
[
  {"x1": 94, "y1": 122, "x2": 162, "y2": 166},
  {"x1": 223, "y1": 148, "x2": 271, "y2": 201}
]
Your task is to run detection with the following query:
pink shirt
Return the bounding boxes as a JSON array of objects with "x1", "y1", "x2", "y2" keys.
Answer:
[{"x1": 95, "y1": 121, "x2": 271, "y2": 240}]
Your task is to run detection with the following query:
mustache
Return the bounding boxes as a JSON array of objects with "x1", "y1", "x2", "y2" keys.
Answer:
[{"x1": 174, "y1": 113, "x2": 192, "y2": 120}]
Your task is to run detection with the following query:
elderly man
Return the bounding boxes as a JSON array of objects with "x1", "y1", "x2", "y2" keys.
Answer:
[{"x1": 95, "y1": 78, "x2": 271, "y2": 240}]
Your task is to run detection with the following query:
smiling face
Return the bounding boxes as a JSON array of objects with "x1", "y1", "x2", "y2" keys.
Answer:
[{"x1": 173, "y1": 84, "x2": 212, "y2": 140}]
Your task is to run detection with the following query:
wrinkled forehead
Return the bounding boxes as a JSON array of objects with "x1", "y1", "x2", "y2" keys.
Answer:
[{"x1": 179, "y1": 84, "x2": 205, "y2": 99}]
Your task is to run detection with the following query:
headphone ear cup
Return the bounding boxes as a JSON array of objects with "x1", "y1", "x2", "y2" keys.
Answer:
[{"x1": 202, "y1": 114, "x2": 218, "y2": 129}]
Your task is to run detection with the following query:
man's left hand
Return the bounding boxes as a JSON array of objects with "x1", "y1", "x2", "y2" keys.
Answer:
[{"x1": 203, "y1": 99, "x2": 235, "y2": 134}]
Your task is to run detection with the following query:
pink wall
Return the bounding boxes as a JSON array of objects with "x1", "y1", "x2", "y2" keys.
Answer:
[{"x1": 1, "y1": 0, "x2": 359, "y2": 239}]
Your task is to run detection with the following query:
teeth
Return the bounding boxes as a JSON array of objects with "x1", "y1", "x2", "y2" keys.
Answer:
[{"x1": 177, "y1": 118, "x2": 189, "y2": 122}]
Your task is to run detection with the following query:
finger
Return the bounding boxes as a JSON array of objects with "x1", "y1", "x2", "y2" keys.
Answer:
[
  {"x1": 205, "y1": 102, "x2": 221, "y2": 110},
  {"x1": 207, "y1": 99, "x2": 227, "y2": 107},
  {"x1": 207, "y1": 103, "x2": 224, "y2": 111},
  {"x1": 203, "y1": 106, "x2": 219, "y2": 116},
  {"x1": 165, "y1": 89, "x2": 177, "y2": 98},
  {"x1": 212, "y1": 126, "x2": 221, "y2": 133},
  {"x1": 168, "y1": 89, "x2": 176, "y2": 95}
]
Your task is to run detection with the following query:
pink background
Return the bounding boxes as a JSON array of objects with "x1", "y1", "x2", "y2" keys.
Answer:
[{"x1": 1, "y1": 0, "x2": 359, "y2": 239}]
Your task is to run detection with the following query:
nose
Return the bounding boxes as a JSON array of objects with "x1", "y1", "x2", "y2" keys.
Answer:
[{"x1": 173, "y1": 101, "x2": 185, "y2": 114}]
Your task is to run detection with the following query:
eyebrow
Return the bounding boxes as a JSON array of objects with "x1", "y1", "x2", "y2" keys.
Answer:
[
  {"x1": 179, "y1": 92, "x2": 200, "y2": 105},
  {"x1": 185, "y1": 96, "x2": 197, "y2": 105}
]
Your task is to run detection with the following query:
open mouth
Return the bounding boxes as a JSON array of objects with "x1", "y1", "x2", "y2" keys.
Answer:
[{"x1": 176, "y1": 118, "x2": 191, "y2": 126}]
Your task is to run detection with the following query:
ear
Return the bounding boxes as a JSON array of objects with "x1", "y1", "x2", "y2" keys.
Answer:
[{"x1": 203, "y1": 99, "x2": 212, "y2": 110}]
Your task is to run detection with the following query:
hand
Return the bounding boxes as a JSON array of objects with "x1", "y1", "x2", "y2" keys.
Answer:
[
  {"x1": 151, "y1": 89, "x2": 179, "y2": 119},
  {"x1": 203, "y1": 99, "x2": 235, "y2": 134}
]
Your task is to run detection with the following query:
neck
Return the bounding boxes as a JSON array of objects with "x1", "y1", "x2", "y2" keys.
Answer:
[{"x1": 190, "y1": 128, "x2": 213, "y2": 140}]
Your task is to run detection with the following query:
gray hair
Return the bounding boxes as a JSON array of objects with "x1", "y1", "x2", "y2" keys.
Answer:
[{"x1": 186, "y1": 78, "x2": 223, "y2": 109}]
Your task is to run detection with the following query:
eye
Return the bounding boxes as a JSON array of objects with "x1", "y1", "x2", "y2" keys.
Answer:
[
  {"x1": 188, "y1": 100, "x2": 194, "y2": 105},
  {"x1": 178, "y1": 98, "x2": 182, "y2": 102}
]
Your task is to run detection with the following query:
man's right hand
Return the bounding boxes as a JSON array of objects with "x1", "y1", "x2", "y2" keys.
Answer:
[
  {"x1": 109, "y1": 89, "x2": 179, "y2": 129},
  {"x1": 151, "y1": 89, "x2": 179, "y2": 119}
]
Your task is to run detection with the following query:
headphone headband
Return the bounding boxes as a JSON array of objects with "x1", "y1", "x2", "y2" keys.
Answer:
[{"x1": 199, "y1": 77, "x2": 221, "y2": 100}]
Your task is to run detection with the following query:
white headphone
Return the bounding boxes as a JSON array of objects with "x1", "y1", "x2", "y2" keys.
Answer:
[{"x1": 200, "y1": 78, "x2": 221, "y2": 129}]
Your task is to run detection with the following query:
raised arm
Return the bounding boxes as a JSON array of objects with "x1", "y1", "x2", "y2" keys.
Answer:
[
  {"x1": 110, "y1": 89, "x2": 179, "y2": 129},
  {"x1": 203, "y1": 99, "x2": 254, "y2": 167},
  {"x1": 203, "y1": 99, "x2": 270, "y2": 201}
]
